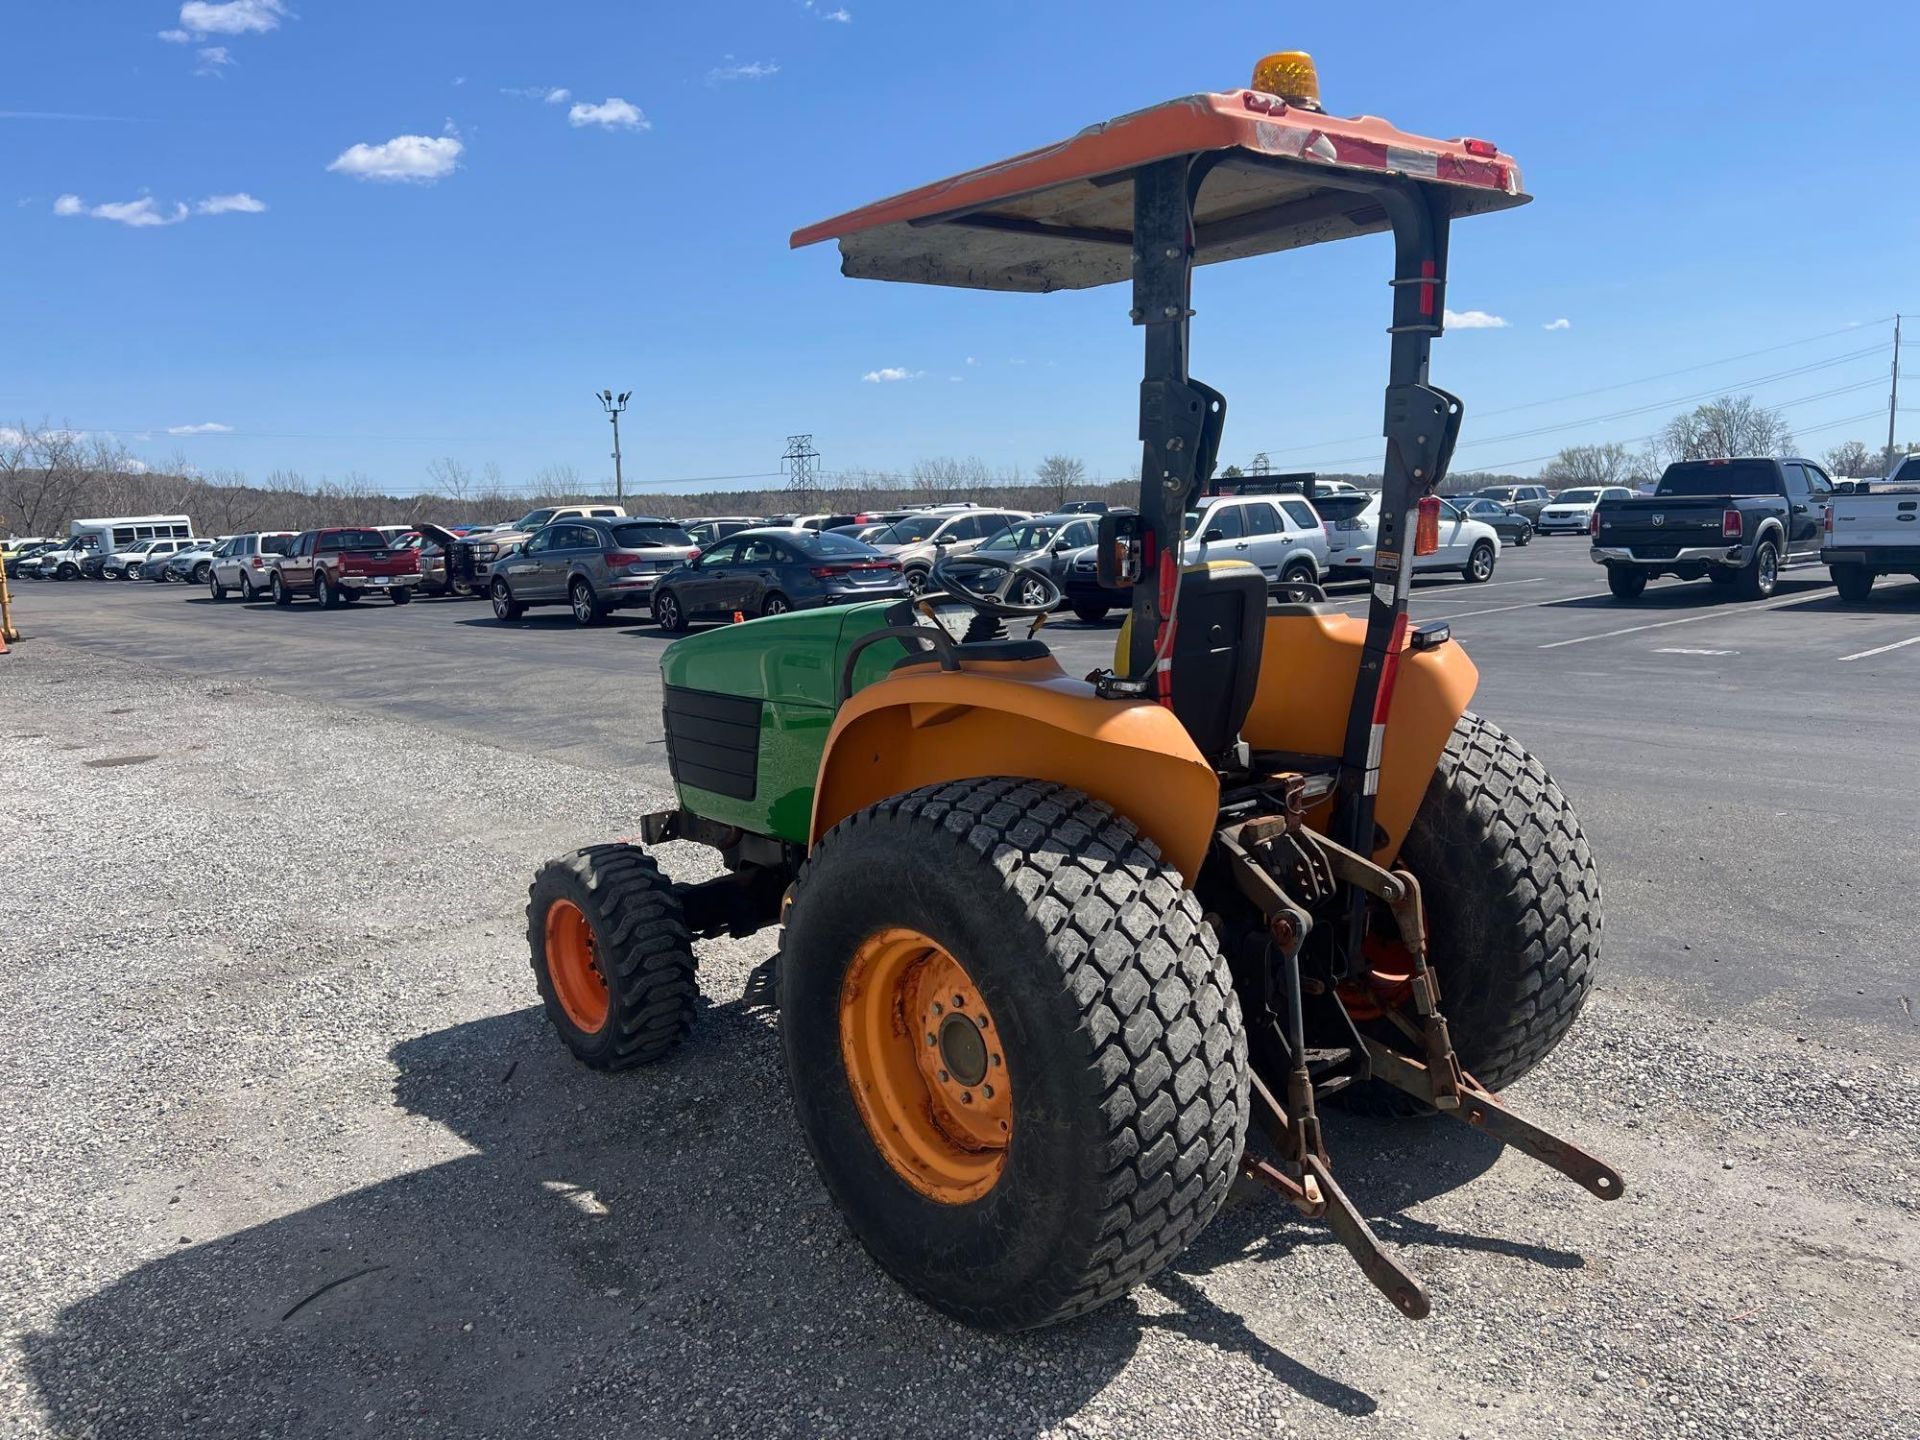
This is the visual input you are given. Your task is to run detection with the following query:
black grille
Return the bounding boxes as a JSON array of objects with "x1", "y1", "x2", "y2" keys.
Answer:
[
  {"x1": 1629, "y1": 543, "x2": 1681, "y2": 559},
  {"x1": 663, "y1": 686, "x2": 761, "y2": 800},
  {"x1": 449, "y1": 542, "x2": 478, "y2": 584}
]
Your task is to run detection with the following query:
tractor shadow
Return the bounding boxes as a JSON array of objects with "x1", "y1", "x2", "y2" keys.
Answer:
[{"x1": 20, "y1": 1007, "x2": 1554, "y2": 1439}]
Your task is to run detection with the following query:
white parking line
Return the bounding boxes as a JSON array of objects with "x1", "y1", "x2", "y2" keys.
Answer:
[
  {"x1": 1838, "y1": 634, "x2": 1920, "y2": 662},
  {"x1": 1325, "y1": 576, "x2": 1543, "y2": 609},
  {"x1": 1427, "y1": 588, "x2": 1611, "y2": 622},
  {"x1": 1537, "y1": 591, "x2": 1819, "y2": 649}
]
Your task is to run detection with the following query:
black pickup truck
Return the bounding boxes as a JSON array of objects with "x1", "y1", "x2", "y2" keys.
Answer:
[{"x1": 1590, "y1": 457, "x2": 1832, "y2": 601}]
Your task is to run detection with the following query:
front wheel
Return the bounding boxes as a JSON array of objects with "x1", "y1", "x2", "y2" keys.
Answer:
[
  {"x1": 209, "y1": 575, "x2": 228, "y2": 602},
  {"x1": 527, "y1": 845, "x2": 698, "y2": 1068},
  {"x1": 315, "y1": 575, "x2": 340, "y2": 610},
  {"x1": 56, "y1": 563, "x2": 78, "y2": 581},
  {"x1": 1736, "y1": 538, "x2": 1779, "y2": 600},
  {"x1": 1280, "y1": 559, "x2": 1318, "y2": 587},
  {"x1": 1832, "y1": 563, "x2": 1874, "y2": 603},
  {"x1": 1069, "y1": 603, "x2": 1110, "y2": 623},
  {"x1": 1463, "y1": 540, "x2": 1496, "y2": 583},
  {"x1": 271, "y1": 573, "x2": 292, "y2": 607},
  {"x1": 903, "y1": 567, "x2": 930, "y2": 599},
  {"x1": 781, "y1": 778, "x2": 1248, "y2": 1332},
  {"x1": 1605, "y1": 566, "x2": 1647, "y2": 600},
  {"x1": 1514, "y1": 527, "x2": 1532, "y2": 547},
  {"x1": 653, "y1": 590, "x2": 687, "y2": 632},
  {"x1": 1342, "y1": 714, "x2": 1600, "y2": 1115}
]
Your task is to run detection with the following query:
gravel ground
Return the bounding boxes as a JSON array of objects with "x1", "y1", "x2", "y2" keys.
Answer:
[{"x1": 2, "y1": 640, "x2": 1916, "y2": 1440}]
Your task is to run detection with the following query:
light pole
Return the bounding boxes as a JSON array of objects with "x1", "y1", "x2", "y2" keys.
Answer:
[{"x1": 598, "y1": 389, "x2": 631, "y2": 505}]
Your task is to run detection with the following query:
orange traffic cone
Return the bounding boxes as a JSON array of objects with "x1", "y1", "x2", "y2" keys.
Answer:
[{"x1": 732, "y1": 610, "x2": 746, "y2": 624}]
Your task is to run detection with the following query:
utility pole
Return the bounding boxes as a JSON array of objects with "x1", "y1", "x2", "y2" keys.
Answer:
[
  {"x1": 598, "y1": 389, "x2": 631, "y2": 505},
  {"x1": 1886, "y1": 315, "x2": 1903, "y2": 478},
  {"x1": 782, "y1": 434, "x2": 821, "y2": 510}
]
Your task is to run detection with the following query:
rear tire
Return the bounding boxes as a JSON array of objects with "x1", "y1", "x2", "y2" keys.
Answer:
[
  {"x1": 1070, "y1": 603, "x2": 1110, "y2": 623},
  {"x1": 569, "y1": 578, "x2": 602, "y2": 625},
  {"x1": 391, "y1": 587, "x2": 413, "y2": 605},
  {"x1": 491, "y1": 578, "x2": 525, "y2": 622},
  {"x1": 1736, "y1": 538, "x2": 1779, "y2": 600},
  {"x1": 781, "y1": 778, "x2": 1247, "y2": 1331},
  {"x1": 760, "y1": 591, "x2": 791, "y2": 617},
  {"x1": 1707, "y1": 569, "x2": 1737, "y2": 589},
  {"x1": 527, "y1": 845, "x2": 697, "y2": 1069},
  {"x1": 1463, "y1": 540, "x2": 1496, "y2": 583},
  {"x1": 1832, "y1": 563, "x2": 1874, "y2": 603},
  {"x1": 1605, "y1": 566, "x2": 1646, "y2": 600},
  {"x1": 1342, "y1": 714, "x2": 1600, "y2": 1115},
  {"x1": 315, "y1": 574, "x2": 339, "y2": 610},
  {"x1": 239, "y1": 575, "x2": 257, "y2": 602}
]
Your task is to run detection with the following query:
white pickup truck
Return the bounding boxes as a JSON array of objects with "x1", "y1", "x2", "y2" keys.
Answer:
[{"x1": 1823, "y1": 454, "x2": 1920, "y2": 602}]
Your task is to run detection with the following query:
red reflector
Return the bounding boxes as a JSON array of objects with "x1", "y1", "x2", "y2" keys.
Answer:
[
  {"x1": 1414, "y1": 496, "x2": 1441, "y2": 556},
  {"x1": 1462, "y1": 137, "x2": 1499, "y2": 158},
  {"x1": 1722, "y1": 509, "x2": 1743, "y2": 538}
]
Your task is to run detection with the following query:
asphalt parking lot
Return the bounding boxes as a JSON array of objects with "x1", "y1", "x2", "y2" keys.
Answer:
[{"x1": 3, "y1": 539, "x2": 1918, "y2": 1439}]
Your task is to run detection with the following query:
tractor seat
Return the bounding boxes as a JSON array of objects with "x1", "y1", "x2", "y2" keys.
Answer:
[{"x1": 1116, "y1": 562, "x2": 1268, "y2": 761}]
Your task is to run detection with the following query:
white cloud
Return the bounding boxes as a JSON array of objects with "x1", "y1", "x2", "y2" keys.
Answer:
[
  {"x1": 1444, "y1": 308, "x2": 1509, "y2": 330},
  {"x1": 55, "y1": 190, "x2": 266, "y2": 226},
  {"x1": 195, "y1": 45, "x2": 232, "y2": 74},
  {"x1": 327, "y1": 134, "x2": 464, "y2": 183},
  {"x1": 166, "y1": 422, "x2": 233, "y2": 435},
  {"x1": 802, "y1": 2, "x2": 852, "y2": 20},
  {"x1": 568, "y1": 98, "x2": 648, "y2": 131},
  {"x1": 862, "y1": 367, "x2": 922, "y2": 383},
  {"x1": 503, "y1": 85, "x2": 571, "y2": 103},
  {"x1": 1543, "y1": 317, "x2": 1572, "y2": 331},
  {"x1": 158, "y1": 28, "x2": 191, "y2": 42},
  {"x1": 194, "y1": 192, "x2": 266, "y2": 214},
  {"x1": 708, "y1": 58, "x2": 779, "y2": 83},
  {"x1": 177, "y1": 0, "x2": 286, "y2": 36}
]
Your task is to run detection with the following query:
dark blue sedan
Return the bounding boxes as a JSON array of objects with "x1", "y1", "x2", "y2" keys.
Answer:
[{"x1": 651, "y1": 528, "x2": 909, "y2": 631}]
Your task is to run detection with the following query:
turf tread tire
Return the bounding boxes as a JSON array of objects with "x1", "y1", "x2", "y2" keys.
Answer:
[
  {"x1": 781, "y1": 777, "x2": 1248, "y2": 1331},
  {"x1": 527, "y1": 844, "x2": 697, "y2": 1069},
  {"x1": 1343, "y1": 713, "x2": 1600, "y2": 1116}
]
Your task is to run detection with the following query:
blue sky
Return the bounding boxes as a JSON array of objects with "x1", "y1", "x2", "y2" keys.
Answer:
[{"x1": 5, "y1": 1, "x2": 1916, "y2": 495}]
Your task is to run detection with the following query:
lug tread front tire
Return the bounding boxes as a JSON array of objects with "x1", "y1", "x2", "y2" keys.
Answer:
[
  {"x1": 527, "y1": 844, "x2": 697, "y2": 1069},
  {"x1": 782, "y1": 778, "x2": 1248, "y2": 1331}
]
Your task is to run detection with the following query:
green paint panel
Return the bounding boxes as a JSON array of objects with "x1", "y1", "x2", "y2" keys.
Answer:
[{"x1": 659, "y1": 602, "x2": 913, "y2": 843}]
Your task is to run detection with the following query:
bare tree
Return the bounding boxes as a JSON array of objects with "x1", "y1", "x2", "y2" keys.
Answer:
[
  {"x1": 1824, "y1": 440, "x2": 1875, "y2": 477},
  {"x1": 1659, "y1": 395, "x2": 1793, "y2": 463},
  {"x1": 1035, "y1": 454, "x2": 1087, "y2": 508},
  {"x1": 428, "y1": 457, "x2": 473, "y2": 502},
  {"x1": 909, "y1": 456, "x2": 988, "y2": 503},
  {"x1": 0, "y1": 422, "x2": 89, "y2": 536},
  {"x1": 1541, "y1": 441, "x2": 1636, "y2": 488},
  {"x1": 532, "y1": 463, "x2": 582, "y2": 498}
]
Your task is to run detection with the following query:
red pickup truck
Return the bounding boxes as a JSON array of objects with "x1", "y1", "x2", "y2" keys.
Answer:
[{"x1": 270, "y1": 527, "x2": 422, "y2": 608}]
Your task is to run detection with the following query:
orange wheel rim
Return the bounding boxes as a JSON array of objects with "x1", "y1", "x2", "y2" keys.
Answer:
[
  {"x1": 545, "y1": 898, "x2": 609, "y2": 1032},
  {"x1": 839, "y1": 928, "x2": 1011, "y2": 1205}
]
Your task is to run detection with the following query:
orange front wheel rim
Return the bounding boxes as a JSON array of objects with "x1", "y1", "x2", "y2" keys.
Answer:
[
  {"x1": 545, "y1": 898, "x2": 610, "y2": 1033},
  {"x1": 839, "y1": 928, "x2": 1011, "y2": 1204}
]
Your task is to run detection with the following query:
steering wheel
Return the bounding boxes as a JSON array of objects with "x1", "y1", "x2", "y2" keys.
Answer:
[{"x1": 928, "y1": 551, "x2": 1063, "y2": 618}]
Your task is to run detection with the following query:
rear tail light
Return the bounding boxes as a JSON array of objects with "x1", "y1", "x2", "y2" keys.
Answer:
[
  {"x1": 1722, "y1": 509, "x2": 1743, "y2": 539},
  {"x1": 1414, "y1": 496, "x2": 1441, "y2": 556},
  {"x1": 1823, "y1": 504, "x2": 1833, "y2": 536},
  {"x1": 1589, "y1": 510, "x2": 1601, "y2": 537}
]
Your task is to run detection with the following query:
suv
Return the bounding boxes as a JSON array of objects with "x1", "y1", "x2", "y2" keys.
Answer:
[
  {"x1": 1184, "y1": 493, "x2": 1329, "y2": 585},
  {"x1": 446, "y1": 504, "x2": 627, "y2": 594},
  {"x1": 1471, "y1": 483, "x2": 1553, "y2": 523},
  {"x1": 681, "y1": 516, "x2": 762, "y2": 547},
  {"x1": 488, "y1": 516, "x2": 699, "y2": 625},
  {"x1": 270, "y1": 527, "x2": 422, "y2": 607},
  {"x1": 867, "y1": 507, "x2": 1032, "y2": 596},
  {"x1": 1536, "y1": 486, "x2": 1636, "y2": 534},
  {"x1": 207, "y1": 531, "x2": 296, "y2": 601}
]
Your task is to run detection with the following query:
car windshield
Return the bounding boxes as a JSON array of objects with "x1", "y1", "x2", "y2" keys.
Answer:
[
  {"x1": 1476, "y1": 488, "x2": 1515, "y2": 501},
  {"x1": 513, "y1": 508, "x2": 559, "y2": 530},
  {"x1": 979, "y1": 523, "x2": 1056, "y2": 553},
  {"x1": 873, "y1": 514, "x2": 942, "y2": 544},
  {"x1": 1655, "y1": 461, "x2": 1778, "y2": 497},
  {"x1": 318, "y1": 529, "x2": 387, "y2": 551},
  {"x1": 1891, "y1": 456, "x2": 1920, "y2": 484},
  {"x1": 1555, "y1": 489, "x2": 1602, "y2": 504},
  {"x1": 793, "y1": 531, "x2": 877, "y2": 557},
  {"x1": 611, "y1": 522, "x2": 693, "y2": 548}
]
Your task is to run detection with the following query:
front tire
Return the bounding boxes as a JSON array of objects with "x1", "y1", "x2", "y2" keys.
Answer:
[
  {"x1": 903, "y1": 567, "x2": 930, "y2": 599},
  {"x1": 1832, "y1": 563, "x2": 1874, "y2": 603},
  {"x1": 781, "y1": 778, "x2": 1248, "y2": 1332},
  {"x1": 209, "y1": 575, "x2": 228, "y2": 601},
  {"x1": 271, "y1": 573, "x2": 292, "y2": 607},
  {"x1": 315, "y1": 574, "x2": 340, "y2": 610},
  {"x1": 527, "y1": 845, "x2": 697, "y2": 1069},
  {"x1": 1605, "y1": 565, "x2": 1647, "y2": 600},
  {"x1": 1280, "y1": 559, "x2": 1318, "y2": 587},
  {"x1": 1070, "y1": 603, "x2": 1110, "y2": 623},
  {"x1": 653, "y1": 590, "x2": 687, "y2": 632},
  {"x1": 1736, "y1": 538, "x2": 1779, "y2": 600},
  {"x1": 1345, "y1": 714, "x2": 1600, "y2": 1114}
]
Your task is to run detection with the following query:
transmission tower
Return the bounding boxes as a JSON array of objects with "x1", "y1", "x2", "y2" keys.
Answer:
[{"x1": 782, "y1": 433, "x2": 821, "y2": 510}]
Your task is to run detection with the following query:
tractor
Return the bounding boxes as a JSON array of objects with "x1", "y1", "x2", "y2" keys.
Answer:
[{"x1": 526, "y1": 51, "x2": 1620, "y2": 1331}]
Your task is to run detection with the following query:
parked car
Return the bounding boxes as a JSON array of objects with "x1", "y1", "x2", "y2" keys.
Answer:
[
  {"x1": 1320, "y1": 494, "x2": 1501, "y2": 582},
  {"x1": 444, "y1": 504, "x2": 627, "y2": 595},
  {"x1": 488, "y1": 516, "x2": 700, "y2": 625},
  {"x1": 1, "y1": 537, "x2": 55, "y2": 572},
  {"x1": 27, "y1": 537, "x2": 101, "y2": 580},
  {"x1": 1183, "y1": 492, "x2": 1330, "y2": 585},
  {"x1": 99, "y1": 537, "x2": 186, "y2": 580},
  {"x1": 5, "y1": 540, "x2": 63, "y2": 578},
  {"x1": 651, "y1": 528, "x2": 908, "y2": 631},
  {"x1": 867, "y1": 507, "x2": 1032, "y2": 596},
  {"x1": 681, "y1": 516, "x2": 763, "y2": 548},
  {"x1": 207, "y1": 531, "x2": 296, "y2": 601},
  {"x1": 1470, "y1": 483, "x2": 1554, "y2": 523},
  {"x1": 269, "y1": 527, "x2": 422, "y2": 607},
  {"x1": 1057, "y1": 500, "x2": 1110, "y2": 514},
  {"x1": 1591, "y1": 457, "x2": 1829, "y2": 600},
  {"x1": 1457, "y1": 497, "x2": 1533, "y2": 546},
  {"x1": 1535, "y1": 486, "x2": 1636, "y2": 535},
  {"x1": 967, "y1": 513, "x2": 1104, "y2": 605},
  {"x1": 1823, "y1": 454, "x2": 1920, "y2": 602},
  {"x1": 162, "y1": 539, "x2": 223, "y2": 584}
]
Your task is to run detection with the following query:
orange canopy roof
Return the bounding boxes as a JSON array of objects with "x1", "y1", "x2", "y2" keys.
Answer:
[{"x1": 791, "y1": 90, "x2": 1527, "y2": 293}]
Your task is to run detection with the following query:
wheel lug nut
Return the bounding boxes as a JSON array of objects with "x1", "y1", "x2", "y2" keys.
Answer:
[
  {"x1": 952, "y1": 994, "x2": 965, "y2": 1008},
  {"x1": 982, "y1": 1084, "x2": 994, "y2": 1099},
  {"x1": 960, "y1": 1091, "x2": 972, "y2": 1104},
  {"x1": 932, "y1": 1002, "x2": 943, "y2": 1015},
  {"x1": 937, "y1": 1069, "x2": 949, "y2": 1083},
  {"x1": 926, "y1": 1033, "x2": 936, "y2": 1046}
]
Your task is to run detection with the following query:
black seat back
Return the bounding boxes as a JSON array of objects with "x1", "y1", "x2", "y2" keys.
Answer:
[{"x1": 1167, "y1": 563, "x2": 1267, "y2": 760}]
